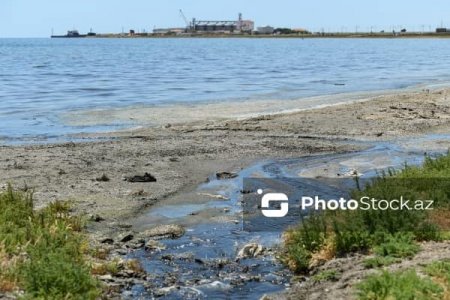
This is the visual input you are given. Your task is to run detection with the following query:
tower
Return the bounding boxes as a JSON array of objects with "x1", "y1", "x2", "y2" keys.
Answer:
[{"x1": 237, "y1": 13, "x2": 243, "y2": 31}]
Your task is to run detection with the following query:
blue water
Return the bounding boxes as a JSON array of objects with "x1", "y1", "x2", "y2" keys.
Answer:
[{"x1": 1, "y1": 38, "x2": 450, "y2": 143}]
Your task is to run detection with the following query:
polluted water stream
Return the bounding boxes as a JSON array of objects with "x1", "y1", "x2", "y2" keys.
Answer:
[{"x1": 124, "y1": 134, "x2": 449, "y2": 299}]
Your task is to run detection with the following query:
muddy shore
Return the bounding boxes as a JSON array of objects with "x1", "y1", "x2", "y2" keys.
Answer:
[
  {"x1": 2, "y1": 88, "x2": 449, "y2": 220},
  {"x1": 1, "y1": 88, "x2": 450, "y2": 298}
]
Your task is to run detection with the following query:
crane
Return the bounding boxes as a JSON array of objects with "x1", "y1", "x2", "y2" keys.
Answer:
[{"x1": 179, "y1": 9, "x2": 190, "y2": 30}]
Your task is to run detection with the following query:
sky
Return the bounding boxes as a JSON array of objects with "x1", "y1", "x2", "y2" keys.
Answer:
[{"x1": 1, "y1": 0, "x2": 450, "y2": 37}]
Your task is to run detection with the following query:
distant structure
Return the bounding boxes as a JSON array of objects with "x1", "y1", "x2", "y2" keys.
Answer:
[
  {"x1": 190, "y1": 13, "x2": 254, "y2": 33},
  {"x1": 237, "y1": 13, "x2": 255, "y2": 32},
  {"x1": 153, "y1": 28, "x2": 186, "y2": 35},
  {"x1": 291, "y1": 28, "x2": 309, "y2": 34},
  {"x1": 51, "y1": 29, "x2": 96, "y2": 38},
  {"x1": 436, "y1": 27, "x2": 450, "y2": 33},
  {"x1": 256, "y1": 26, "x2": 275, "y2": 34}
]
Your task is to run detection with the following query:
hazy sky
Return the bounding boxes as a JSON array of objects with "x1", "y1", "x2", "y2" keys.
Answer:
[{"x1": 1, "y1": 0, "x2": 450, "y2": 37}]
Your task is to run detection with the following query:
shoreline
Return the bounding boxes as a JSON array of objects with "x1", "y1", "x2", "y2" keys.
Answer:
[
  {"x1": 56, "y1": 83, "x2": 450, "y2": 143},
  {"x1": 49, "y1": 33, "x2": 450, "y2": 39},
  {"x1": 1, "y1": 87, "x2": 450, "y2": 297},
  {"x1": 1, "y1": 87, "x2": 450, "y2": 222}
]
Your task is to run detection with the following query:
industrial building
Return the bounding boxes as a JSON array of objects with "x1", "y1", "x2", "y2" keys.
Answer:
[
  {"x1": 190, "y1": 13, "x2": 254, "y2": 33},
  {"x1": 436, "y1": 28, "x2": 450, "y2": 33},
  {"x1": 153, "y1": 28, "x2": 186, "y2": 35},
  {"x1": 256, "y1": 26, "x2": 275, "y2": 34}
]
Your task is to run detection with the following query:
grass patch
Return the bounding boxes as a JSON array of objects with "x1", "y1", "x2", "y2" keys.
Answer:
[
  {"x1": 283, "y1": 152, "x2": 450, "y2": 274},
  {"x1": 372, "y1": 233, "x2": 420, "y2": 258},
  {"x1": 440, "y1": 231, "x2": 450, "y2": 241},
  {"x1": 312, "y1": 269, "x2": 340, "y2": 283},
  {"x1": 357, "y1": 270, "x2": 443, "y2": 300},
  {"x1": 425, "y1": 260, "x2": 450, "y2": 290},
  {"x1": 362, "y1": 234, "x2": 417, "y2": 269},
  {"x1": 91, "y1": 259, "x2": 121, "y2": 276},
  {"x1": 0, "y1": 186, "x2": 100, "y2": 299},
  {"x1": 363, "y1": 256, "x2": 401, "y2": 269},
  {"x1": 359, "y1": 260, "x2": 450, "y2": 299}
]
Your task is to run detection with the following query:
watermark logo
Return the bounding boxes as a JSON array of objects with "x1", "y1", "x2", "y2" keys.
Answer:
[
  {"x1": 242, "y1": 177, "x2": 441, "y2": 232},
  {"x1": 258, "y1": 189, "x2": 289, "y2": 218},
  {"x1": 300, "y1": 196, "x2": 434, "y2": 211}
]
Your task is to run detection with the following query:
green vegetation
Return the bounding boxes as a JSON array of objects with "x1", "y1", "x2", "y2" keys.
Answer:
[
  {"x1": 357, "y1": 270, "x2": 443, "y2": 300},
  {"x1": 283, "y1": 152, "x2": 450, "y2": 273},
  {"x1": 362, "y1": 256, "x2": 400, "y2": 269},
  {"x1": 0, "y1": 186, "x2": 100, "y2": 299},
  {"x1": 425, "y1": 260, "x2": 450, "y2": 295},
  {"x1": 357, "y1": 260, "x2": 450, "y2": 299},
  {"x1": 311, "y1": 269, "x2": 340, "y2": 283},
  {"x1": 372, "y1": 233, "x2": 420, "y2": 258},
  {"x1": 362, "y1": 234, "x2": 418, "y2": 269}
]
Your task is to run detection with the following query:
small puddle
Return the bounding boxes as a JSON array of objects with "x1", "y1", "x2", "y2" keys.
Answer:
[{"x1": 125, "y1": 134, "x2": 449, "y2": 299}]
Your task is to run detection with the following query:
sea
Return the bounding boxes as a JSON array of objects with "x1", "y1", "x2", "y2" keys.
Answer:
[{"x1": 1, "y1": 37, "x2": 450, "y2": 144}]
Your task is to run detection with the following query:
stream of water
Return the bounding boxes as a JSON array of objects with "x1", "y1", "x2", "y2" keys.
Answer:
[{"x1": 124, "y1": 134, "x2": 449, "y2": 299}]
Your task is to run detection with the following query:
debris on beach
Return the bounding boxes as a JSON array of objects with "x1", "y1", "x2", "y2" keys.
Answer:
[
  {"x1": 96, "y1": 173, "x2": 110, "y2": 182},
  {"x1": 145, "y1": 239, "x2": 166, "y2": 252},
  {"x1": 338, "y1": 168, "x2": 363, "y2": 177},
  {"x1": 89, "y1": 213, "x2": 105, "y2": 222},
  {"x1": 117, "y1": 231, "x2": 134, "y2": 243},
  {"x1": 216, "y1": 172, "x2": 238, "y2": 180},
  {"x1": 124, "y1": 172, "x2": 157, "y2": 183},
  {"x1": 197, "y1": 192, "x2": 229, "y2": 200},
  {"x1": 236, "y1": 243, "x2": 265, "y2": 260},
  {"x1": 140, "y1": 224, "x2": 185, "y2": 240},
  {"x1": 100, "y1": 237, "x2": 114, "y2": 244}
]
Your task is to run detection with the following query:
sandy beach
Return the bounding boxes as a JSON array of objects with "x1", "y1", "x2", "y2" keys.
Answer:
[
  {"x1": 1, "y1": 88, "x2": 450, "y2": 230},
  {"x1": 1, "y1": 87, "x2": 450, "y2": 298}
]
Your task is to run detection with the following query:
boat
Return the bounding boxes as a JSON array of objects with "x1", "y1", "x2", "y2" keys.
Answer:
[{"x1": 51, "y1": 30, "x2": 94, "y2": 38}]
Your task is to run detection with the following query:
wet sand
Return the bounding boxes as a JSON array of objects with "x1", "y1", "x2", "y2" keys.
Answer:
[
  {"x1": 1, "y1": 87, "x2": 450, "y2": 298},
  {"x1": 1, "y1": 88, "x2": 450, "y2": 235}
]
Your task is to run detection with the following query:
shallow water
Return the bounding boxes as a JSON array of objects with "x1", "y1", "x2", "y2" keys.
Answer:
[{"x1": 3, "y1": 38, "x2": 450, "y2": 142}]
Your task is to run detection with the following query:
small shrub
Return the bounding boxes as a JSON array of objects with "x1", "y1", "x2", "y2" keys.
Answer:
[
  {"x1": 351, "y1": 179, "x2": 430, "y2": 235},
  {"x1": 310, "y1": 236, "x2": 337, "y2": 264},
  {"x1": 283, "y1": 242, "x2": 312, "y2": 274},
  {"x1": 22, "y1": 247, "x2": 99, "y2": 299},
  {"x1": 333, "y1": 228, "x2": 371, "y2": 255},
  {"x1": 292, "y1": 212, "x2": 328, "y2": 253},
  {"x1": 415, "y1": 222, "x2": 442, "y2": 242},
  {"x1": 357, "y1": 270, "x2": 443, "y2": 300},
  {"x1": 373, "y1": 233, "x2": 420, "y2": 258},
  {"x1": 0, "y1": 186, "x2": 100, "y2": 298}
]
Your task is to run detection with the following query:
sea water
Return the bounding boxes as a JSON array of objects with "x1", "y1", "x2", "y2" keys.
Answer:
[{"x1": 1, "y1": 38, "x2": 450, "y2": 143}]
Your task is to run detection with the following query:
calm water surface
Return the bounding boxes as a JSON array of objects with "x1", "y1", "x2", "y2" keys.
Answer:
[{"x1": 1, "y1": 38, "x2": 450, "y2": 143}]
